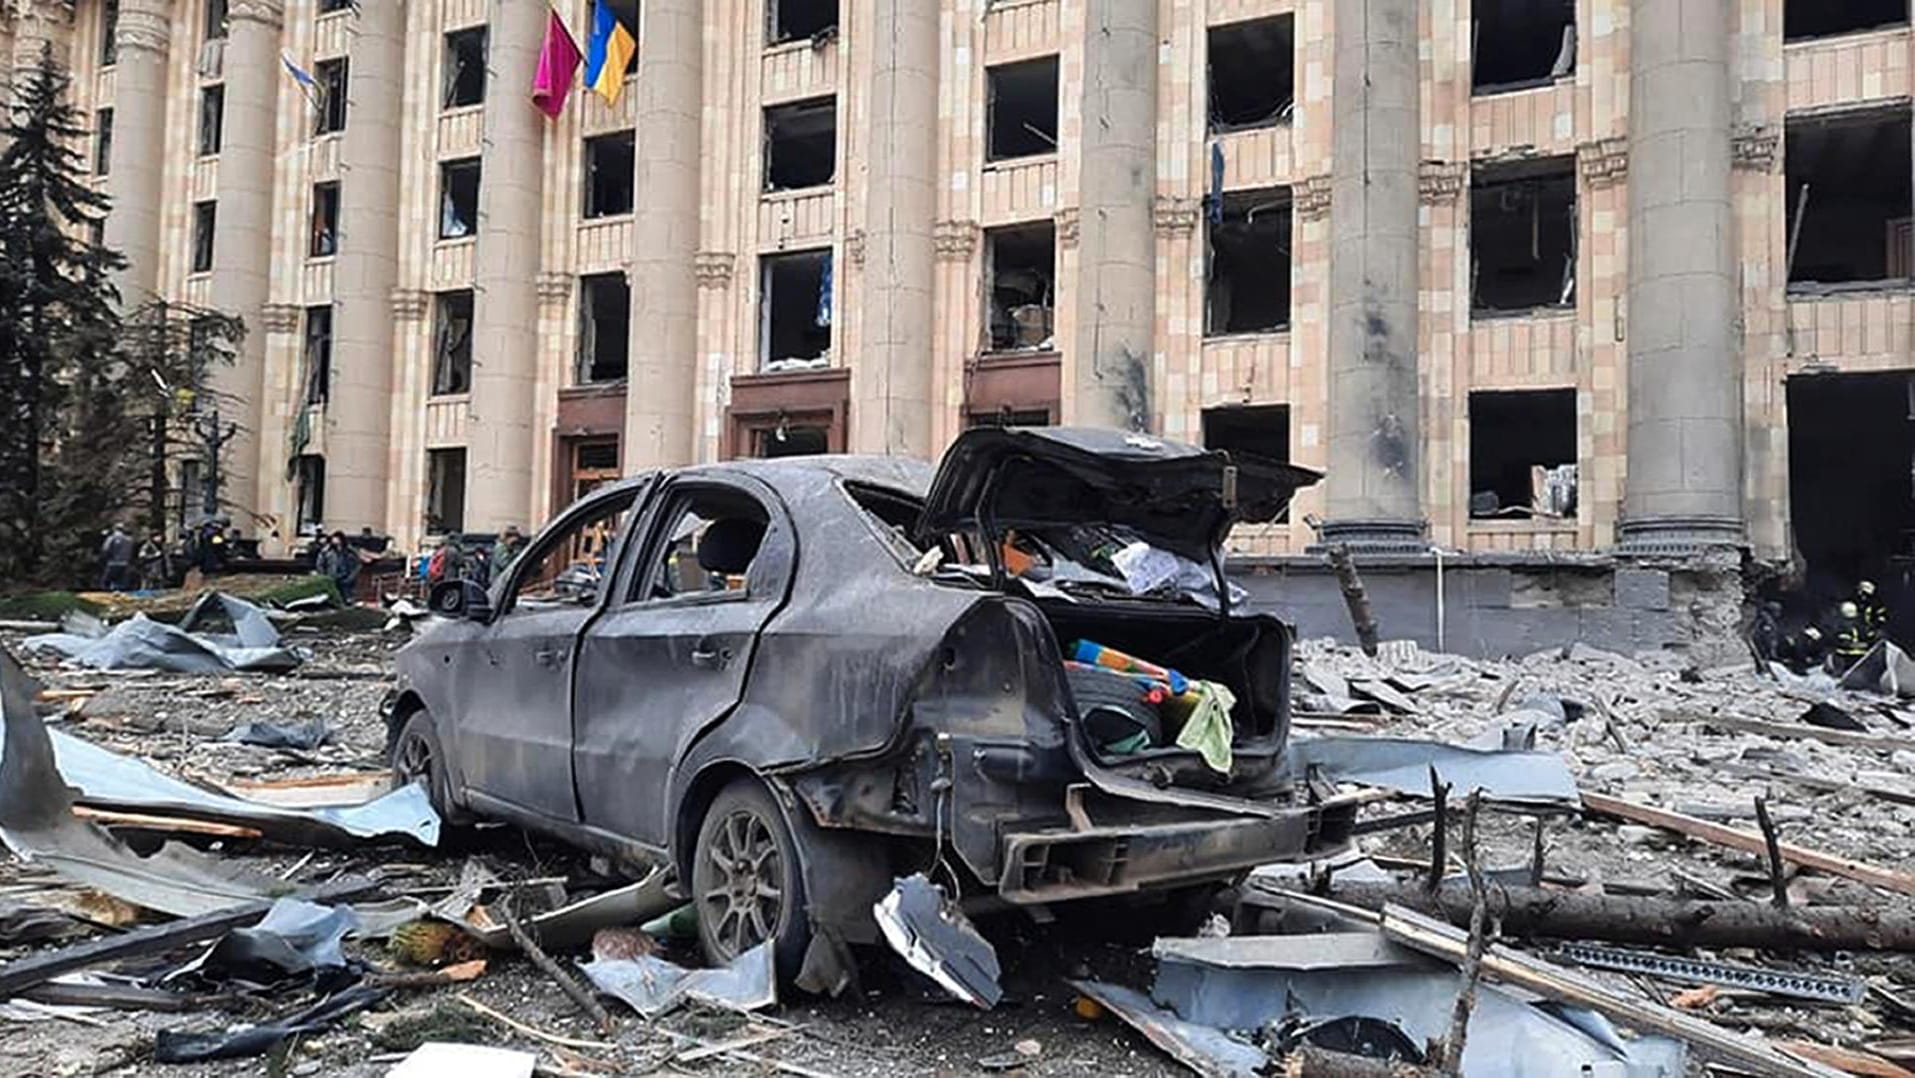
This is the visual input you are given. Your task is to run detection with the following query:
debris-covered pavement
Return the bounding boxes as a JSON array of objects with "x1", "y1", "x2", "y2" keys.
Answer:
[{"x1": 2, "y1": 609, "x2": 1914, "y2": 1076}]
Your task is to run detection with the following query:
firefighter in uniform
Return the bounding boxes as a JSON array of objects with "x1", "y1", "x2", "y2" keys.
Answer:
[
  {"x1": 1833, "y1": 601, "x2": 1871, "y2": 671},
  {"x1": 1856, "y1": 580, "x2": 1891, "y2": 644}
]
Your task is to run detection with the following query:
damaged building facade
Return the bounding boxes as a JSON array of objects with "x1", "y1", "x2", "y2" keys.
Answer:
[{"x1": 6, "y1": 0, "x2": 1915, "y2": 649}]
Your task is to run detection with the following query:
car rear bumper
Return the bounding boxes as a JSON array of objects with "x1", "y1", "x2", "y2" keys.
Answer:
[{"x1": 995, "y1": 794, "x2": 1360, "y2": 904}]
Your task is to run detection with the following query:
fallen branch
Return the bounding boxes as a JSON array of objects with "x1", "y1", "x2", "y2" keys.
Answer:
[
  {"x1": 1246, "y1": 878, "x2": 1915, "y2": 952},
  {"x1": 456, "y1": 993, "x2": 614, "y2": 1051},
  {"x1": 1754, "y1": 797, "x2": 1789, "y2": 909},
  {"x1": 497, "y1": 891, "x2": 614, "y2": 1034},
  {"x1": 674, "y1": 1025, "x2": 798, "y2": 1063},
  {"x1": 1583, "y1": 792, "x2": 1915, "y2": 897},
  {"x1": 364, "y1": 958, "x2": 486, "y2": 989},
  {"x1": 1438, "y1": 791, "x2": 1488, "y2": 1076}
]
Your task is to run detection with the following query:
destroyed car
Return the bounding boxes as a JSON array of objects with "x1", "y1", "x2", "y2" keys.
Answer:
[{"x1": 387, "y1": 427, "x2": 1361, "y2": 982}]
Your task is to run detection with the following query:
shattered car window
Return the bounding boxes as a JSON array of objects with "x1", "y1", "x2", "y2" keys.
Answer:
[
  {"x1": 633, "y1": 492, "x2": 769, "y2": 602},
  {"x1": 511, "y1": 502, "x2": 632, "y2": 609},
  {"x1": 843, "y1": 483, "x2": 971, "y2": 576}
]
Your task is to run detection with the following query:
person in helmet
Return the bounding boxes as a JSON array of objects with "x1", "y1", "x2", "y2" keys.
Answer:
[
  {"x1": 1783, "y1": 623, "x2": 1829, "y2": 676},
  {"x1": 1833, "y1": 601, "x2": 1871, "y2": 670},
  {"x1": 1855, "y1": 580, "x2": 1891, "y2": 643}
]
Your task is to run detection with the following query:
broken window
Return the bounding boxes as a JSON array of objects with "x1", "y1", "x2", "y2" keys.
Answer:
[
  {"x1": 1468, "y1": 388, "x2": 1578, "y2": 519},
  {"x1": 1202, "y1": 404, "x2": 1290, "y2": 464},
  {"x1": 984, "y1": 222, "x2": 1055, "y2": 352},
  {"x1": 1206, "y1": 188, "x2": 1292, "y2": 335},
  {"x1": 204, "y1": 0, "x2": 227, "y2": 41},
  {"x1": 768, "y1": 0, "x2": 837, "y2": 45},
  {"x1": 759, "y1": 249, "x2": 832, "y2": 369},
  {"x1": 1471, "y1": 158, "x2": 1577, "y2": 314},
  {"x1": 94, "y1": 108, "x2": 112, "y2": 176},
  {"x1": 635, "y1": 490, "x2": 770, "y2": 600},
  {"x1": 967, "y1": 408, "x2": 1052, "y2": 429},
  {"x1": 303, "y1": 305, "x2": 332, "y2": 406},
  {"x1": 1471, "y1": 0, "x2": 1575, "y2": 94},
  {"x1": 100, "y1": 0, "x2": 118, "y2": 66},
  {"x1": 314, "y1": 58, "x2": 349, "y2": 136},
  {"x1": 1787, "y1": 371, "x2": 1915, "y2": 589},
  {"x1": 431, "y1": 290, "x2": 474, "y2": 396},
  {"x1": 439, "y1": 157, "x2": 481, "y2": 239},
  {"x1": 293, "y1": 454, "x2": 325, "y2": 533},
  {"x1": 1785, "y1": 0, "x2": 1907, "y2": 40},
  {"x1": 577, "y1": 272, "x2": 631, "y2": 383},
  {"x1": 309, "y1": 181, "x2": 339, "y2": 258},
  {"x1": 583, "y1": 131, "x2": 635, "y2": 219},
  {"x1": 443, "y1": 27, "x2": 488, "y2": 109},
  {"x1": 764, "y1": 97, "x2": 837, "y2": 191},
  {"x1": 197, "y1": 85, "x2": 223, "y2": 156},
  {"x1": 318, "y1": 0, "x2": 354, "y2": 12},
  {"x1": 1786, "y1": 106, "x2": 1913, "y2": 287},
  {"x1": 426, "y1": 448, "x2": 467, "y2": 535},
  {"x1": 986, "y1": 57, "x2": 1059, "y2": 161},
  {"x1": 191, "y1": 201, "x2": 216, "y2": 273},
  {"x1": 1208, "y1": 16, "x2": 1295, "y2": 133},
  {"x1": 753, "y1": 424, "x2": 829, "y2": 458}
]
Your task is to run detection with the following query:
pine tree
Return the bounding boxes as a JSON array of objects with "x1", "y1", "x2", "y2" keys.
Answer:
[{"x1": 0, "y1": 49, "x2": 126, "y2": 584}]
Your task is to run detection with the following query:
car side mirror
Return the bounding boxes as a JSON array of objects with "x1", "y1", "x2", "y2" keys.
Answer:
[{"x1": 428, "y1": 578, "x2": 493, "y2": 623}]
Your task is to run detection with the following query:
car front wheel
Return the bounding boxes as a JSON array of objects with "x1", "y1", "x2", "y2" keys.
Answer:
[
  {"x1": 390, "y1": 708, "x2": 467, "y2": 826},
  {"x1": 692, "y1": 779, "x2": 811, "y2": 977}
]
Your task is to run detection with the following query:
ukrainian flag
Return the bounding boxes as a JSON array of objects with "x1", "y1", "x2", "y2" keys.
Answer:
[{"x1": 583, "y1": 0, "x2": 636, "y2": 106}]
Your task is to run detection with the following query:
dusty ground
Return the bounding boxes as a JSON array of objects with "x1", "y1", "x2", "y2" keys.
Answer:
[{"x1": 0, "y1": 621, "x2": 1912, "y2": 1075}]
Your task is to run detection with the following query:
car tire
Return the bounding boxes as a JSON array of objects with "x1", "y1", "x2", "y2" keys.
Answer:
[
  {"x1": 389, "y1": 709, "x2": 469, "y2": 827},
  {"x1": 692, "y1": 779, "x2": 811, "y2": 979}
]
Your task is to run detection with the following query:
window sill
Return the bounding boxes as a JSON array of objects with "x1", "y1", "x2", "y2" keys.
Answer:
[
  {"x1": 1203, "y1": 328, "x2": 1292, "y2": 342},
  {"x1": 306, "y1": 253, "x2": 337, "y2": 264},
  {"x1": 1467, "y1": 517, "x2": 1578, "y2": 531},
  {"x1": 1783, "y1": 23, "x2": 1913, "y2": 48},
  {"x1": 1787, "y1": 279, "x2": 1915, "y2": 297},
  {"x1": 983, "y1": 152, "x2": 1059, "y2": 171},
  {"x1": 195, "y1": 152, "x2": 219, "y2": 162},
  {"x1": 761, "y1": 185, "x2": 835, "y2": 201},
  {"x1": 975, "y1": 348, "x2": 1060, "y2": 365},
  {"x1": 434, "y1": 235, "x2": 478, "y2": 248},
  {"x1": 187, "y1": 270, "x2": 212, "y2": 281},
  {"x1": 764, "y1": 35, "x2": 838, "y2": 56},
  {"x1": 580, "y1": 212, "x2": 634, "y2": 225},
  {"x1": 427, "y1": 392, "x2": 472, "y2": 404},
  {"x1": 1209, "y1": 119, "x2": 1296, "y2": 138},
  {"x1": 1471, "y1": 75, "x2": 1573, "y2": 98},
  {"x1": 1469, "y1": 305, "x2": 1575, "y2": 322},
  {"x1": 439, "y1": 103, "x2": 484, "y2": 119},
  {"x1": 561, "y1": 381, "x2": 628, "y2": 397}
]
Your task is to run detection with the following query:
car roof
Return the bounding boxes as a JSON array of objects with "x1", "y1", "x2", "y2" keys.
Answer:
[{"x1": 681, "y1": 454, "x2": 934, "y2": 498}]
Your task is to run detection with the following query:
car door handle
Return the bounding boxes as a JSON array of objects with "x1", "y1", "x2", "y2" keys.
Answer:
[
  {"x1": 690, "y1": 643, "x2": 732, "y2": 670},
  {"x1": 535, "y1": 646, "x2": 566, "y2": 668}
]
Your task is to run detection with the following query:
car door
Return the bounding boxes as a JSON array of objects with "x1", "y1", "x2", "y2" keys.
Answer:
[
  {"x1": 571, "y1": 473, "x2": 794, "y2": 847},
  {"x1": 448, "y1": 481, "x2": 649, "y2": 823}
]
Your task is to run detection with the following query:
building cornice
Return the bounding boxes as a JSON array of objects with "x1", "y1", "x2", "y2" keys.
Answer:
[
  {"x1": 693, "y1": 251, "x2": 734, "y2": 289},
  {"x1": 933, "y1": 219, "x2": 977, "y2": 261},
  {"x1": 227, "y1": 0, "x2": 285, "y2": 30},
  {"x1": 115, "y1": 6, "x2": 171, "y2": 56},
  {"x1": 390, "y1": 288, "x2": 429, "y2": 320}
]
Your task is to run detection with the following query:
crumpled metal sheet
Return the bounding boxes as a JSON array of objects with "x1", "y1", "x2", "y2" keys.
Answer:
[
  {"x1": 153, "y1": 984, "x2": 388, "y2": 1062},
  {"x1": 171, "y1": 898, "x2": 358, "y2": 989},
  {"x1": 873, "y1": 873, "x2": 1002, "y2": 1009},
  {"x1": 1070, "y1": 979, "x2": 1267, "y2": 1078},
  {"x1": 434, "y1": 861, "x2": 674, "y2": 950},
  {"x1": 580, "y1": 939, "x2": 776, "y2": 1018},
  {"x1": 1280, "y1": 736, "x2": 1581, "y2": 807},
  {"x1": 22, "y1": 593, "x2": 303, "y2": 673}
]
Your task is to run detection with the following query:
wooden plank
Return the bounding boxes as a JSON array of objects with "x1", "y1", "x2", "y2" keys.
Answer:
[
  {"x1": 70, "y1": 807, "x2": 262, "y2": 839},
  {"x1": 1779, "y1": 1041, "x2": 1914, "y2": 1078},
  {"x1": 1713, "y1": 761, "x2": 1915, "y2": 808},
  {"x1": 1582, "y1": 793, "x2": 1915, "y2": 897},
  {"x1": 1688, "y1": 712, "x2": 1915, "y2": 754}
]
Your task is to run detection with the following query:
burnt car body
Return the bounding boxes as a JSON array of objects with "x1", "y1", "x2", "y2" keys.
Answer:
[{"x1": 388, "y1": 428, "x2": 1360, "y2": 982}]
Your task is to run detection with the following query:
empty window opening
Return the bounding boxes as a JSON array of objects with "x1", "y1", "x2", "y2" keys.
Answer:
[
  {"x1": 764, "y1": 97, "x2": 837, "y2": 191},
  {"x1": 303, "y1": 305, "x2": 332, "y2": 406},
  {"x1": 577, "y1": 273, "x2": 631, "y2": 383},
  {"x1": 968, "y1": 408, "x2": 1052, "y2": 429},
  {"x1": 1788, "y1": 372, "x2": 1915, "y2": 632},
  {"x1": 293, "y1": 455, "x2": 325, "y2": 533},
  {"x1": 769, "y1": 0, "x2": 838, "y2": 44},
  {"x1": 431, "y1": 290, "x2": 474, "y2": 396},
  {"x1": 987, "y1": 57, "x2": 1059, "y2": 161},
  {"x1": 94, "y1": 108, "x2": 112, "y2": 176},
  {"x1": 583, "y1": 131, "x2": 635, "y2": 218},
  {"x1": 1208, "y1": 16, "x2": 1295, "y2": 132},
  {"x1": 1203, "y1": 404, "x2": 1293, "y2": 520},
  {"x1": 318, "y1": 0, "x2": 354, "y2": 12},
  {"x1": 443, "y1": 27, "x2": 488, "y2": 109},
  {"x1": 426, "y1": 448, "x2": 467, "y2": 535},
  {"x1": 197, "y1": 85, "x2": 223, "y2": 156},
  {"x1": 100, "y1": 0, "x2": 118, "y2": 66},
  {"x1": 754, "y1": 424, "x2": 829, "y2": 458},
  {"x1": 439, "y1": 157, "x2": 481, "y2": 239},
  {"x1": 1471, "y1": 0, "x2": 1575, "y2": 93},
  {"x1": 204, "y1": 0, "x2": 227, "y2": 41},
  {"x1": 760, "y1": 249, "x2": 833, "y2": 369},
  {"x1": 1786, "y1": 108, "x2": 1913, "y2": 287},
  {"x1": 1471, "y1": 158, "x2": 1577, "y2": 314},
  {"x1": 309, "y1": 181, "x2": 339, "y2": 258},
  {"x1": 985, "y1": 222, "x2": 1056, "y2": 352},
  {"x1": 1785, "y1": 0, "x2": 1907, "y2": 40},
  {"x1": 191, "y1": 201, "x2": 216, "y2": 273},
  {"x1": 314, "y1": 58, "x2": 349, "y2": 135},
  {"x1": 602, "y1": 0, "x2": 639, "y2": 32},
  {"x1": 1207, "y1": 189, "x2": 1292, "y2": 335},
  {"x1": 1468, "y1": 389, "x2": 1578, "y2": 519}
]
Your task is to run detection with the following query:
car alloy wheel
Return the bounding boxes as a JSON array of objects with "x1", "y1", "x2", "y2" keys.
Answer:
[
  {"x1": 394, "y1": 725, "x2": 434, "y2": 785},
  {"x1": 699, "y1": 806, "x2": 787, "y2": 962}
]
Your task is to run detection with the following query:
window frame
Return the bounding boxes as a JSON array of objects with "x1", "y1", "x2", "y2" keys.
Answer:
[
  {"x1": 309, "y1": 181, "x2": 340, "y2": 258},
  {"x1": 496, "y1": 485, "x2": 644, "y2": 617},
  {"x1": 94, "y1": 108, "x2": 113, "y2": 176},
  {"x1": 191, "y1": 201, "x2": 217, "y2": 273},
  {"x1": 197, "y1": 84, "x2": 224, "y2": 157},
  {"x1": 617, "y1": 481, "x2": 781, "y2": 611},
  {"x1": 314, "y1": 58, "x2": 349, "y2": 136},
  {"x1": 442, "y1": 26, "x2": 489, "y2": 110},
  {"x1": 303, "y1": 305, "x2": 333, "y2": 407},
  {"x1": 582, "y1": 131, "x2": 637, "y2": 219},
  {"x1": 438, "y1": 157, "x2": 482, "y2": 240},
  {"x1": 430, "y1": 290, "x2": 475, "y2": 397}
]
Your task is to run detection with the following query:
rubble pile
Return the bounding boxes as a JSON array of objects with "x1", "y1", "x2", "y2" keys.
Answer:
[{"x1": 0, "y1": 615, "x2": 1912, "y2": 1076}]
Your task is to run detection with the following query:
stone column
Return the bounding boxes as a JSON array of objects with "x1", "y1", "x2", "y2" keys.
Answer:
[
  {"x1": 623, "y1": 0, "x2": 701, "y2": 470},
  {"x1": 1320, "y1": 0, "x2": 1424, "y2": 551},
  {"x1": 325, "y1": 0, "x2": 404, "y2": 534},
  {"x1": 208, "y1": 0, "x2": 282, "y2": 526},
  {"x1": 1618, "y1": 0, "x2": 1743, "y2": 552},
  {"x1": 103, "y1": 0, "x2": 170, "y2": 306},
  {"x1": 1069, "y1": 0, "x2": 1156, "y2": 432},
  {"x1": 466, "y1": 0, "x2": 544, "y2": 532},
  {"x1": 846, "y1": 0, "x2": 938, "y2": 456}
]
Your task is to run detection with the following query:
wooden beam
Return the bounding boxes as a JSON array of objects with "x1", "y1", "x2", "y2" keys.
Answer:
[
  {"x1": 1582, "y1": 793, "x2": 1915, "y2": 897},
  {"x1": 1687, "y1": 712, "x2": 1915, "y2": 755}
]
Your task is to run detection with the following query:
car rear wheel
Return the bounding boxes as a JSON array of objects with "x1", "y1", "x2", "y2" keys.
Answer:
[
  {"x1": 692, "y1": 780, "x2": 810, "y2": 977},
  {"x1": 390, "y1": 709, "x2": 467, "y2": 826}
]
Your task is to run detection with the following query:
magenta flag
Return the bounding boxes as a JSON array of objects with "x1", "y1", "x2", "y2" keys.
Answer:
[{"x1": 531, "y1": 9, "x2": 582, "y2": 119}]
